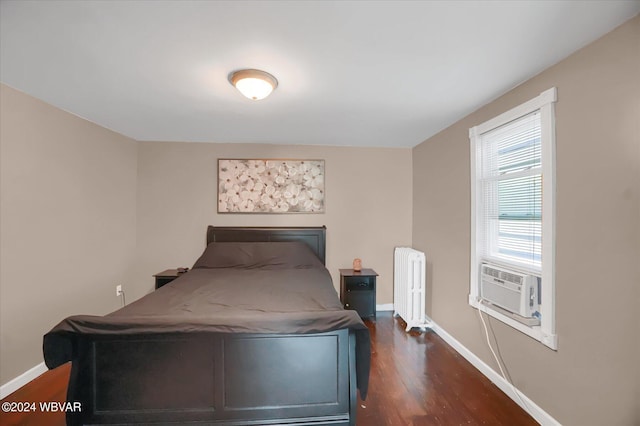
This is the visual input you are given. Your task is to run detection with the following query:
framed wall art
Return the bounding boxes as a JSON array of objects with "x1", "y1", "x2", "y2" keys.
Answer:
[{"x1": 218, "y1": 159, "x2": 325, "y2": 213}]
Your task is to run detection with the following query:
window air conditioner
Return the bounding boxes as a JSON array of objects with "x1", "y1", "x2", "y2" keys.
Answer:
[{"x1": 480, "y1": 263, "x2": 539, "y2": 318}]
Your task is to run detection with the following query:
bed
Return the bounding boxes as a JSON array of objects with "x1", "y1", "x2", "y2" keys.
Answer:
[{"x1": 43, "y1": 226, "x2": 369, "y2": 426}]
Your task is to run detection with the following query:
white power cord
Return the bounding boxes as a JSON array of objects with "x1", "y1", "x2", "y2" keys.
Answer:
[{"x1": 477, "y1": 307, "x2": 532, "y2": 417}]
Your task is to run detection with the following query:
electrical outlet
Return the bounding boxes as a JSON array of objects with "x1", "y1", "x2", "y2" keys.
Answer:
[{"x1": 116, "y1": 285, "x2": 123, "y2": 296}]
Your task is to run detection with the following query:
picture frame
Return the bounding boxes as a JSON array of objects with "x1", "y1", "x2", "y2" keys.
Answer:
[{"x1": 217, "y1": 159, "x2": 325, "y2": 213}]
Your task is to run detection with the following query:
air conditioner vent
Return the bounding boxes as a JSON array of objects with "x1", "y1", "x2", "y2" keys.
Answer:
[
  {"x1": 482, "y1": 265, "x2": 500, "y2": 278},
  {"x1": 502, "y1": 272, "x2": 522, "y2": 285},
  {"x1": 482, "y1": 265, "x2": 524, "y2": 285}
]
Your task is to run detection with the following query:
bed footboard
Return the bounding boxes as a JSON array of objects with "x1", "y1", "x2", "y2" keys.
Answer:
[{"x1": 67, "y1": 329, "x2": 356, "y2": 425}]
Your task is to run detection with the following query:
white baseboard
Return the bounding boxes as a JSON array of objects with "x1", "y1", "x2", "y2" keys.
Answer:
[
  {"x1": 376, "y1": 303, "x2": 394, "y2": 311},
  {"x1": 429, "y1": 321, "x2": 561, "y2": 426},
  {"x1": 0, "y1": 362, "x2": 47, "y2": 399}
]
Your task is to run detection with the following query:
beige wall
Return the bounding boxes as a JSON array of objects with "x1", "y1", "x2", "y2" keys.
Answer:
[
  {"x1": 0, "y1": 84, "x2": 138, "y2": 383},
  {"x1": 134, "y1": 142, "x2": 412, "y2": 305},
  {"x1": 413, "y1": 16, "x2": 640, "y2": 426}
]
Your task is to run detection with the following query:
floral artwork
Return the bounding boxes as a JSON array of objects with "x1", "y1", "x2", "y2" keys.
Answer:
[{"x1": 218, "y1": 159, "x2": 325, "y2": 213}]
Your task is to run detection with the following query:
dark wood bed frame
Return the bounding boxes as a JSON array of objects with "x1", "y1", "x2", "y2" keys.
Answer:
[{"x1": 66, "y1": 226, "x2": 359, "y2": 425}]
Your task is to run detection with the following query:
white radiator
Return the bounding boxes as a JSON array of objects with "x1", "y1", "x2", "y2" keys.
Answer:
[{"x1": 394, "y1": 247, "x2": 431, "y2": 331}]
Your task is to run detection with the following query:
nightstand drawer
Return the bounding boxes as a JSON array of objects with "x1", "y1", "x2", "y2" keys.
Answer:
[
  {"x1": 155, "y1": 276, "x2": 177, "y2": 289},
  {"x1": 345, "y1": 276, "x2": 374, "y2": 291},
  {"x1": 153, "y1": 269, "x2": 184, "y2": 290}
]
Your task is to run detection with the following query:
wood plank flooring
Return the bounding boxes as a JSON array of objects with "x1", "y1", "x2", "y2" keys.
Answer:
[
  {"x1": 357, "y1": 312, "x2": 537, "y2": 425},
  {"x1": 1, "y1": 362, "x2": 70, "y2": 426},
  {"x1": 1, "y1": 312, "x2": 536, "y2": 425}
]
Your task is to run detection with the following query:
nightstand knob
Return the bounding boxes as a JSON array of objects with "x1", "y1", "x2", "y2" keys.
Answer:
[{"x1": 345, "y1": 303, "x2": 350, "y2": 307}]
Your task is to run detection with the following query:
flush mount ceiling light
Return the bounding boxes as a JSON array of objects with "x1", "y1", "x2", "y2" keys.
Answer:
[{"x1": 228, "y1": 69, "x2": 278, "y2": 100}]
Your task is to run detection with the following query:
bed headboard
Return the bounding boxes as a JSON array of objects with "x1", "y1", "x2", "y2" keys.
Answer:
[{"x1": 206, "y1": 226, "x2": 327, "y2": 265}]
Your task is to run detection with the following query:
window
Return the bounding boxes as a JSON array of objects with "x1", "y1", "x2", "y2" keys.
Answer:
[
  {"x1": 469, "y1": 88, "x2": 557, "y2": 350},
  {"x1": 478, "y1": 112, "x2": 542, "y2": 272}
]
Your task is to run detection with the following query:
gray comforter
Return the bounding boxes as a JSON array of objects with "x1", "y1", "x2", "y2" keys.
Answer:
[{"x1": 43, "y1": 242, "x2": 371, "y2": 397}]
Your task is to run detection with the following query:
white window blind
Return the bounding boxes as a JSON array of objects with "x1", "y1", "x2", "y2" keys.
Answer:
[{"x1": 476, "y1": 111, "x2": 542, "y2": 272}]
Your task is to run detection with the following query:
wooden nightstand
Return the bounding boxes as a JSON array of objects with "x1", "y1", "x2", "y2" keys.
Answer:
[
  {"x1": 153, "y1": 269, "x2": 183, "y2": 289},
  {"x1": 339, "y1": 268, "x2": 378, "y2": 320}
]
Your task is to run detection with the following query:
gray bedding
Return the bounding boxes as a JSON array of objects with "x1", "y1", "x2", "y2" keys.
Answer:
[{"x1": 43, "y1": 242, "x2": 370, "y2": 397}]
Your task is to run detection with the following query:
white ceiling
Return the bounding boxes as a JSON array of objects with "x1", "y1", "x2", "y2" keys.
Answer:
[{"x1": 1, "y1": 1, "x2": 638, "y2": 148}]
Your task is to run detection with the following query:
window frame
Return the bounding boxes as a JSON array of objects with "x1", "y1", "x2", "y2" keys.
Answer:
[{"x1": 469, "y1": 88, "x2": 557, "y2": 350}]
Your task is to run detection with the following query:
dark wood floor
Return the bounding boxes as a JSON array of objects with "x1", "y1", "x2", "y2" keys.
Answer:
[
  {"x1": 357, "y1": 312, "x2": 536, "y2": 425},
  {"x1": 0, "y1": 361, "x2": 70, "y2": 426},
  {"x1": 1, "y1": 312, "x2": 536, "y2": 425}
]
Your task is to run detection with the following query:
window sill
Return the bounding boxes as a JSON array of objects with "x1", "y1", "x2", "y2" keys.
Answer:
[{"x1": 469, "y1": 296, "x2": 557, "y2": 350}]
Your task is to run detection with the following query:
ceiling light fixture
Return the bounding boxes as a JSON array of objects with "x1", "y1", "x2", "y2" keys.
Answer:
[{"x1": 228, "y1": 69, "x2": 278, "y2": 100}]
